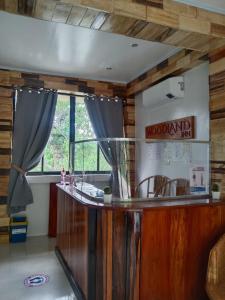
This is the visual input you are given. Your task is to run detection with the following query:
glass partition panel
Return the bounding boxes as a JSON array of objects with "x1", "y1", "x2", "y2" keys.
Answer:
[{"x1": 69, "y1": 139, "x2": 210, "y2": 202}]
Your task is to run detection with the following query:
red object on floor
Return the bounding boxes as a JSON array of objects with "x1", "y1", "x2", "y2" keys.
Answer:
[{"x1": 48, "y1": 183, "x2": 58, "y2": 237}]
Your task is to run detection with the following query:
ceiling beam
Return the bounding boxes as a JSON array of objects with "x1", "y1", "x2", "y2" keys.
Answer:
[
  {"x1": 59, "y1": 0, "x2": 225, "y2": 39},
  {"x1": 1, "y1": 0, "x2": 225, "y2": 52}
]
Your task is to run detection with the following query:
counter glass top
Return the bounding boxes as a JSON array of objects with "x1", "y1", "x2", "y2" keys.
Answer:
[{"x1": 57, "y1": 184, "x2": 223, "y2": 210}]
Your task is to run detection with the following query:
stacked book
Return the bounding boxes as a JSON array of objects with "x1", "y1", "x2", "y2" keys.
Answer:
[{"x1": 0, "y1": 205, "x2": 9, "y2": 243}]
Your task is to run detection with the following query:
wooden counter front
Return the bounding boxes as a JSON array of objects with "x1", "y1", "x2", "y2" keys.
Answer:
[{"x1": 56, "y1": 185, "x2": 225, "y2": 300}]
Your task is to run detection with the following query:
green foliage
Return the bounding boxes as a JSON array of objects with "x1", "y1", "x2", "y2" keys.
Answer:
[
  {"x1": 74, "y1": 101, "x2": 110, "y2": 172},
  {"x1": 32, "y1": 96, "x2": 111, "y2": 172},
  {"x1": 212, "y1": 183, "x2": 219, "y2": 192},
  {"x1": 104, "y1": 186, "x2": 112, "y2": 194}
]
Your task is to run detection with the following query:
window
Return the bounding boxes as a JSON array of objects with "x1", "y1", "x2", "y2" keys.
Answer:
[{"x1": 30, "y1": 95, "x2": 111, "y2": 174}]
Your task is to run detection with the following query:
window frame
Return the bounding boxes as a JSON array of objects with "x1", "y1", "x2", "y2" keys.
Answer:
[{"x1": 28, "y1": 95, "x2": 111, "y2": 175}]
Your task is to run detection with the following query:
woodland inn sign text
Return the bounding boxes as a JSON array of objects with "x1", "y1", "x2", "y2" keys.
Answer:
[{"x1": 145, "y1": 116, "x2": 195, "y2": 139}]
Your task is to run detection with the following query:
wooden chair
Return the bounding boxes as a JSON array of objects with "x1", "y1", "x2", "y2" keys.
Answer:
[
  {"x1": 135, "y1": 175, "x2": 169, "y2": 198},
  {"x1": 161, "y1": 178, "x2": 190, "y2": 197},
  {"x1": 206, "y1": 234, "x2": 225, "y2": 300}
]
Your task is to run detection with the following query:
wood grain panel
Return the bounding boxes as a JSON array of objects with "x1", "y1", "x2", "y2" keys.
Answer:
[
  {"x1": 0, "y1": 98, "x2": 13, "y2": 120},
  {"x1": 0, "y1": 204, "x2": 7, "y2": 217},
  {"x1": 100, "y1": 14, "x2": 137, "y2": 35},
  {"x1": 0, "y1": 234, "x2": 9, "y2": 244},
  {"x1": 0, "y1": 131, "x2": 11, "y2": 148},
  {"x1": 0, "y1": 216, "x2": 9, "y2": 226},
  {"x1": 210, "y1": 91, "x2": 225, "y2": 112},
  {"x1": 113, "y1": 0, "x2": 146, "y2": 21},
  {"x1": 0, "y1": 70, "x2": 126, "y2": 98},
  {"x1": 0, "y1": 155, "x2": 10, "y2": 169},
  {"x1": 141, "y1": 205, "x2": 225, "y2": 300},
  {"x1": 211, "y1": 118, "x2": 225, "y2": 162},
  {"x1": 67, "y1": 6, "x2": 87, "y2": 26},
  {"x1": 0, "y1": 87, "x2": 12, "y2": 97},
  {"x1": 126, "y1": 212, "x2": 141, "y2": 300},
  {"x1": 52, "y1": 4, "x2": 72, "y2": 23},
  {"x1": 0, "y1": 175, "x2": 9, "y2": 196},
  {"x1": 112, "y1": 211, "x2": 127, "y2": 300},
  {"x1": 48, "y1": 183, "x2": 57, "y2": 237},
  {"x1": 95, "y1": 209, "x2": 103, "y2": 300},
  {"x1": 57, "y1": 186, "x2": 225, "y2": 300},
  {"x1": 0, "y1": 87, "x2": 12, "y2": 98},
  {"x1": 102, "y1": 209, "x2": 112, "y2": 300},
  {"x1": 57, "y1": 188, "x2": 88, "y2": 299},
  {"x1": 62, "y1": 0, "x2": 113, "y2": 13},
  {"x1": 0, "y1": 86, "x2": 12, "y2": 203},
  {"x1": 209, "y1": 46, "x2": 225, "y2": 197},
  {"x1": 4, "y1": 0, "x2": 18, "y2": 13},
  {"x1": 147, "y1": 6, "x2": 178, "y2": 28},
  {"x1": 91, "y1": 12, "x2": 109, "y2": 30},
  {"x1": 33, "y1": 0, "x2": 56, "y2": 21},
  {"x1": 79, "y1": 8, "x2": 99, "y2": 28}
]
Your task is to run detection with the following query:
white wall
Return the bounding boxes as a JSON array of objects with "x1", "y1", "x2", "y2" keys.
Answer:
[
  {"x1": 17, "y1": 176, "x2": 60, "y2": 237},
  {"x1": 135, "y1": 63, "x2": 210, "y2": 194},
  {"x1": 26, "y1": 183, "x2": 50, "y2": 236}
]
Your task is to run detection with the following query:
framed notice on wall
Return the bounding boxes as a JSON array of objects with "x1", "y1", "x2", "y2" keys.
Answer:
[
  {"x1": 145, "y1": 116, "x2": 195, "y2": 139},
  {"x1": 190, "y1": 165, "x2": 207, "y2": 194}
]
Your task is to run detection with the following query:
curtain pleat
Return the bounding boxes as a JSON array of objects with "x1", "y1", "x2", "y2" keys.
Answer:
[
  {"x1": 7, "y1": 90, "x2": 57, "y2": 213},
  {"x1": 84, "y1": 96, "x2": 126, "y2": 197}
]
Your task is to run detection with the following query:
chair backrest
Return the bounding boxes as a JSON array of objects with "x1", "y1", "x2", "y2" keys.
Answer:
[
  {"x1": 135, "y1": 175, "x2": 169, "y2": 198},
  {"x1": 161, "y1": 178, "x2": 190, "y2": 197}
]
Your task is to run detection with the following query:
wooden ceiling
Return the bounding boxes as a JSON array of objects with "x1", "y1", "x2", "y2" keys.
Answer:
[
  {"x1": 1, "y1": 0, "x2": 225, "y2": 96},
  {"x1": 0, "y1": 0, "x2": 225, "y2": 53}
]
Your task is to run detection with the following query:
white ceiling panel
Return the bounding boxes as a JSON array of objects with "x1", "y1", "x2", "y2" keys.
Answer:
[
  {"x1": 175, "y1": 0, "x2": 225, "y2": 15},
  {"x1": 0, "y1": 11, "x2": 179, "y2": 83}
]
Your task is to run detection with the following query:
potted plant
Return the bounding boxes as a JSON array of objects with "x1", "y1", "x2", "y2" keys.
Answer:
[
  {"x1": 103, "y1": 186, "x2": 112, "y2": 203},
  {"x1": 212, "y1": 183, "x2": 221, "y2": 200}
]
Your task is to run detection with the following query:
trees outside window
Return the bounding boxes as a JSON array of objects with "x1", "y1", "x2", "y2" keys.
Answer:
[{"x1": 30, "y1": 95, "x2": 110, "y2": 174}]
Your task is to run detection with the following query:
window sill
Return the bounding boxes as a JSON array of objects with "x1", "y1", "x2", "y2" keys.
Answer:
[
  {"x1": 27, "y1": 174, "x2": 110, "y2": 184},
  {"x1": 27, "y1": 175, "x2": 60, "y2": 184}
]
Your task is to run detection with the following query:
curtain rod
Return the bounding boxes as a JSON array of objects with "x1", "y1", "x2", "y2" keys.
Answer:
[
  {"x1": 14, "y1": 86, "x2": 85, "y2": 97},
  {"x1": 13, "y1": 86, "x2": 125, "y2": 101},
  {"x1": 58, "y1": 92, "x2": 85, "y2": 97}
]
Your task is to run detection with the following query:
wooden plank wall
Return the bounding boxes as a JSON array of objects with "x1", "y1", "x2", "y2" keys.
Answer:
[
  {"x1": 123, "y1": 97, "x2": 135, "y2": 195},
  {"x1": 0, "y1": 86, "x2": 13, "y2": 204},
  {"x1": 209, "y1": 47, "x2": 225, "y2": 198},
  {"x1": 0, "y1": 85, "x2": 13, "y2": 242},
  {"x1": 1, "y1": 0, "x2": 225, "y2": 52},
  {"x1": 0, "y1": 70, "x2": 127, "y2": 98}
]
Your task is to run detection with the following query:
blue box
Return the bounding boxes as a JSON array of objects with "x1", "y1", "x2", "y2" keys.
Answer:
[
  {"x1": 11, "y1": 216, "x2": 26, "y2": 223},
  {"x1": 10, "y1": 217, "x2": 28, "y2": 243}
]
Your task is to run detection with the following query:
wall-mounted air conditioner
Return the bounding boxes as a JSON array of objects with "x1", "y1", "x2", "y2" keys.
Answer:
[{"x1": 143, "y1": 76, "x2": 184, "y2": 108}]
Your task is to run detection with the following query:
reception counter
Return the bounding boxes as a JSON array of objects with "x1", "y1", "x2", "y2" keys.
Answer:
[{"x1": 56, "y1": 184, "x2": 225, "y2": 300}]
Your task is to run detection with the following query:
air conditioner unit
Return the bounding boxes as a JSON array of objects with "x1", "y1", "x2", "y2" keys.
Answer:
[{"x1": 143, "y1": 76, "x2": 184, "y2": 108}]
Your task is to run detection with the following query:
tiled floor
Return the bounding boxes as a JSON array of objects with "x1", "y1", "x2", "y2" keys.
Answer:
[{"x1": 0, "y1": 236, "x2": 76, "y2": 300}]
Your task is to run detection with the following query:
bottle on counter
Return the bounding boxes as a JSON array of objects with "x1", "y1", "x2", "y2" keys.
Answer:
[{"x1": 61, "y1": 168, "x2": 66, "y2": 185}]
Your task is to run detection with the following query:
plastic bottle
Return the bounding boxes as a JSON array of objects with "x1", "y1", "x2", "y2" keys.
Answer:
[{"x1": 61, "y1": 168, "x2": 66, "y2": 185}]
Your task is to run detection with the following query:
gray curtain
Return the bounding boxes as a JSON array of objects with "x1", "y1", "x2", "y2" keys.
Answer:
[
  {"x1": 84, "y1": 96, "x2": 124, "y2": 196},
  {"x1": 7, "y1": 89, "x2": 57, "y2": 213}
]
